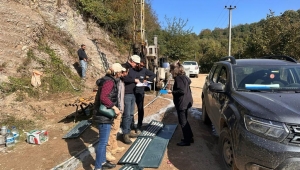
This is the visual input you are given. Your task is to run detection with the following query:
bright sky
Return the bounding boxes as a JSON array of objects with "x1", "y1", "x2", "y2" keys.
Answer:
[{"x1": 150, "y1": 0, "x2": 300, "y2": 34}]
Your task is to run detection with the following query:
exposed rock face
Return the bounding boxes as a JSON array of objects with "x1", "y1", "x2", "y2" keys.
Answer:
[
  {"x1": 0, "y1": 0, "x2": 127, "y2": 120},
  {"x1": 0, "y1": 0, "x2": 44, "y2": 74},
  {"x1": 0, "y1": 0, "x2": 124, "y2": 81}
]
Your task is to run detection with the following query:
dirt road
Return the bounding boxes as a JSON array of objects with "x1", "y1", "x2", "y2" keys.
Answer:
[
  {"x1": 158, "y1": 74, "x2": 223, "y2": 170},
  {"x1": 0, "y1": 74, "x2": 223, "y2": 170},
  {"x1": 76, "y1": 74, "x2": 223, "y2": 170},
  {"x1": 0, "y1": 74, "x2": 222, "y2": 170}
]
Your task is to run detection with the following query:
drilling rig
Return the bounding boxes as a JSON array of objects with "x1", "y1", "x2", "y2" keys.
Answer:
[{"x1": 132, "y1": 0, "x2": 169, "y2": 89}]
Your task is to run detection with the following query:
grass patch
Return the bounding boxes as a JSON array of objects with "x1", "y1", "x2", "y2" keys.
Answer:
[
  {"x1": 0, "y1": 116, "x2": 36, "y2": 131},
  {"x1": 0, "y1": 44, "x2": 82, "y2": 100},
  {"x1": 0, "y1": 76, "x2": 39, "y2": 99},
  {"x1": 0, "y1": 115, "x2": 37, "y2": 142},
  {"x1": 38, "y1": 43, "x2": 82, "y2": 93},
  {"x1": 1, "y1": 62, "x2": 8, "y2": 68},
  {"x1": 15, "y1": 91, "x2": 26, "y2": 102}
]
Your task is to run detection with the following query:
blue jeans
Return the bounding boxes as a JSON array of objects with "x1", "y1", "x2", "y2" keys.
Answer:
[
  {"x1": 122, "y1": 94, "x2": 135, "y2": 134},
  {"x1": 80, "y1": 60, "x2": 87, "y2": 78},
  {"x1": 95, "y1": 123, "x2": 111, "y2": 169}
]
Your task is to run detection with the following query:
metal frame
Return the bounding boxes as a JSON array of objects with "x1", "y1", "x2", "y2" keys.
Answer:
[
  {"x1": 220, "y1": 56, "x2": 237, "y2": 64},
  {"x1": 261, "y1": 55, "x2": 298, "y2": 63}
]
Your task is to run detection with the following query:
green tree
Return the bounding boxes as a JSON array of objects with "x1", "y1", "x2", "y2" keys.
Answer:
[{"x1": 161, "y1": 17, "x2": 194, "y2": 61}]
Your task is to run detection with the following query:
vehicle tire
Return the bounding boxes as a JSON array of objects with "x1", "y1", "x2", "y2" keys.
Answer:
[
  {"x1": 202, "y1": 99, "x2": 211, "y2": 125},
  {"x1": 219, "y1": 127, "x2": 238, "y2": 170},
  {"x1": 196, "y1": 74, "x2": 199, "y2": 78}
]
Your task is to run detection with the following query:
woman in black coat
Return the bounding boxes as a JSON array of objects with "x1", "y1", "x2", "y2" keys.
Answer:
[{"x1": 169, "y1": 61, "x2": 194, "y2": 146}]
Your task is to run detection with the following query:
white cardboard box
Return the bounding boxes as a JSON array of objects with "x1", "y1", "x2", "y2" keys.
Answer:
[{"x1": 26, "y1": 130, "x2": 48, "y2": 145}]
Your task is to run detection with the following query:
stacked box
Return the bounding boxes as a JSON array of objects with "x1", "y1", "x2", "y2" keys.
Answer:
[{"x1": 26, "y1": 130, "x2": 48, "y2": 144}]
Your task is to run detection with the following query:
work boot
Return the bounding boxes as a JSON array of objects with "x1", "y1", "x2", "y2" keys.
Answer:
[
  {"x1": 123, "y1": 134, "x2": 132, "y2": 145},
  {"x1": 135, "y1": 124, "x2": 142, "y2": 135},
  {"x1": 129, "y1": 131, "x2": 139, "y2": 138},
  {"x1": 102, "y1": 161, "x2": 116, "y2": 169},
  {"x1": 130, "y1": 122, "x2": 135, "y2": 130},
  {"x1": 106, "y1": 152, "x2": 116, "y2": 162},
  {"x1": 111, "y1": 146, "x2": 125, "y2": 155}
]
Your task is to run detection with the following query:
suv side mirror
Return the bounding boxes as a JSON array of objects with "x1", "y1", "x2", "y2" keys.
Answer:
[{"x1": 208, "y1": 83, "x2": 225, "y2": 93}]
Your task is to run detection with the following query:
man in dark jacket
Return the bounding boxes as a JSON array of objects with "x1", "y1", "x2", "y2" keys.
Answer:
[
  {"x1": 133, "y1": 58, "x2": 155, "y2": 133},
  {"x1": 77, "y1": 44, "x2": 88, "y2": 80},
  {"x1": 121, "y1": 55, "x2": 141, "y2": 144}
]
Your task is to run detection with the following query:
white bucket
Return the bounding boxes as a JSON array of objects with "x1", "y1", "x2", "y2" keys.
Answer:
[
  {"x1": 0, "y1": 135, "x2": 5, "y2": 145},
  {"x1": 1, "y1": 126, "x2": 7, "y2": 136}
]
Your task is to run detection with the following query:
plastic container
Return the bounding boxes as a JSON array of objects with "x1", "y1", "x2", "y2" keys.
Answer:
[
  {"x1": 5, "y1": 130, "x2": 15, "y2": 147},
  {"x1": 159, "y1": 89, "x2": 168, "y2": 94},
  {"x1": 11, "y1": 126, "x2": 20, "y2": 143},
  {"x1": 162, "y1": 62, "x2": 170, "y2": 68},
  {"x1": 0, "y1": 135, "x2": 5, "y2": 146},
  {"x1": 1, "y1": 126, "x2": 7, "y2": 136}
]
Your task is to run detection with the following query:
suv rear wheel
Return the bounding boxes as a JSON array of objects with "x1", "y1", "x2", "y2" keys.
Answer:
[
  {"x1": 202, "y1": 99, "x2": 211, "y2": 125},
  {"x1": 219, "y1": 127, "x2": 238, "y2": 170}
]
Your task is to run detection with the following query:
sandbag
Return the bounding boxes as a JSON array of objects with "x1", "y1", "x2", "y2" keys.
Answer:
[{"x1": 31, "y1": 70, "x2": 43, "y2": 87}]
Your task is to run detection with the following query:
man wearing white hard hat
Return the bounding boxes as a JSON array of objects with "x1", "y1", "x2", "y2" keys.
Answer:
[{"x1": 120, "y1": 55, "x2": 141, "y2": 144}]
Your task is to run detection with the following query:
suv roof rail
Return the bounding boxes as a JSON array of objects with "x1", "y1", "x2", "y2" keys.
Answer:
[
  {"x1": 220, "y1": 56, "x2": 236, "y2": 64},
  {"x1": 261, "y1": 55, "x2": 298, "y2": 63}
]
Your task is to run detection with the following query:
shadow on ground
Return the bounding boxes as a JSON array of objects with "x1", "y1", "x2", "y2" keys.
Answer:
[
  {"x1": 65, "y1": 125, "x2": 98, "y2": 170},
  {"x1": 73, "y1": 62, "x2": 82, "y2": 77},
  {"x1": 57, "y1": 108, "x2": 98, "y2": 170}
]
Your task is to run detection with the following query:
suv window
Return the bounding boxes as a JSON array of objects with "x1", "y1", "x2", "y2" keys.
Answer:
[
  {"x1": 235, "y1": 65, "x2": 300, "y2": 90},
  {"x1": 212, "y1": 65, "x2": 222, "y2": 83},
  {"x1": 218, "y1": 67, "x2": 227, "y2": 85},
  {"x1": 183, "y1": 61, "x2": 197, "y2": 65},
  {"x1": 208, "y1": 65, "x2": 217, "y2": 80}
]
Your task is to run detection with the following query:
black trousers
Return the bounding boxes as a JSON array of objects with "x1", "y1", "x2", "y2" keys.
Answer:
[
  {"x1": 177, "y1": 109, "x2": 194, "y2": 142},
  {"x1": 135, "y1": 93, "x2": 145, "y2": 127}
]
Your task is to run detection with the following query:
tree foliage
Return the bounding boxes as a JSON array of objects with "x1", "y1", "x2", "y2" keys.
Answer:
[
  {"x1": 73, "y1": 2, "x2": 300, "y2": 73},
  {"x1": 196, "y1": 9, "x2": 300, "y2": 72},
  {"x1": 74, "y1": 0, "x2": 160, "y2": 40},
  {"x1": 158, "y1": 17, "x2": 194, "y2": 61}
]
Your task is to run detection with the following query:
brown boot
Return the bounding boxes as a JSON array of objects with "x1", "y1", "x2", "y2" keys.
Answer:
[
  {"x1": 123, "y1": 134, "x2": 132, "y2": 145},
  {"x1": 106, "y1": 151, "x2": 116, "y2": 162},
  {"x1": 112, "y1": 146, "x2": 125, "y2": 154},
  {"x1": 129, "y1": 131, "x2": 139, "y2": 138}
]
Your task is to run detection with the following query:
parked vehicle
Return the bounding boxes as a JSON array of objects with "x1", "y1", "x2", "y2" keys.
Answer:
[
  {"x1": 182, "y1": 61, "x2": 200, "y2": 78},
  {"x1": 202, "y1": 56, "x2": 300, "y2": 170}
]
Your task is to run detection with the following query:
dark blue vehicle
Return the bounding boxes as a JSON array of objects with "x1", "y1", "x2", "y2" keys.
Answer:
[{"x1": 202, "y1": 56, "x2": 300, "y2": 170}]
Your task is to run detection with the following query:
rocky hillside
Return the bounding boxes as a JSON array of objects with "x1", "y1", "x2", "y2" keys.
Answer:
[{"x1": 0, "y1": 0, "x2": 127, "y2": 123}]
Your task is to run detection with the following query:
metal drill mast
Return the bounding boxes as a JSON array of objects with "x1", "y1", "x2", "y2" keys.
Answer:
[{"x1": 133, "y1": 0, "x2": 145, "y2": 57}]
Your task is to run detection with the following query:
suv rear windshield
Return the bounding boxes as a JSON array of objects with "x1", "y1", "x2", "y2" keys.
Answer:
[
  {"x1": 183, "y1": 62, "x2": 197, "y2": 65},
  {"x1": 234, "y1": 65, "x2": 300, "y2": 91}
]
